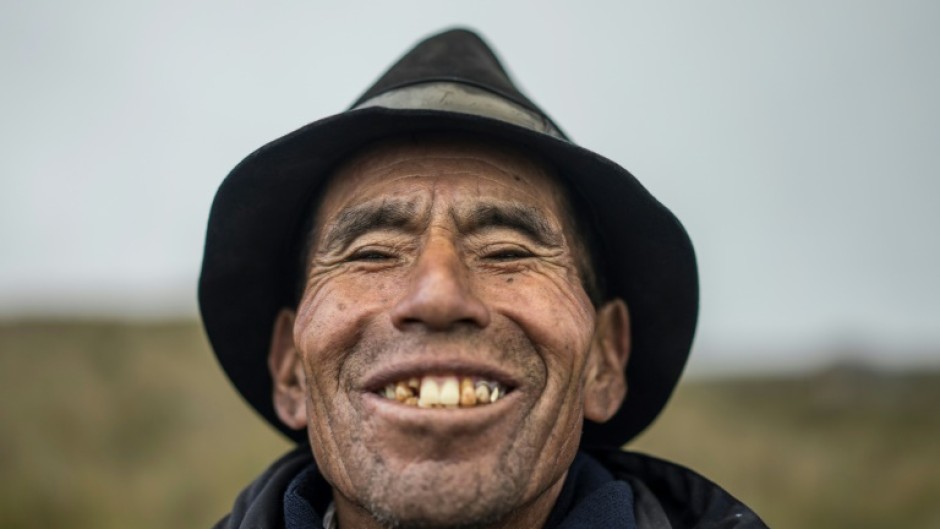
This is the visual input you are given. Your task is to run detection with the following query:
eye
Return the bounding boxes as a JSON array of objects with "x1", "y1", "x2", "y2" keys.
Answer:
[
  {"x1": 484, "y1": 246, "x2": 533, "y2": 261},
  {"x1": 348, "y1": 248, "x2": 395, "y2": 262}
]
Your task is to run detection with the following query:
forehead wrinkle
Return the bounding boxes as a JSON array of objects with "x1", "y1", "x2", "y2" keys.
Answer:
[
  {"x1": 319, "y1": 141, "x2": 572, "y2": 246},
  {"x1": 419, "y1": 153, "x2": 567, "y2": 212}
]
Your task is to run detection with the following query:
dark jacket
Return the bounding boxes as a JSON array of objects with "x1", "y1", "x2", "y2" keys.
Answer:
[
  {"x1": 214, "y1": 446, "x2": 768, "y2": 529},
  {"x1": 591, "y1": 448, "x2": 768, "y2": 528}
]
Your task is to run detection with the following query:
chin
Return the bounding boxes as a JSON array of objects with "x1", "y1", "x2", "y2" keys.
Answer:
[
  {"x1": 362, "y1": 478, "x2": 517, "y2": 529},
  {"x1": 340, "y1": 452, "x2": 528, "y2": 529}
]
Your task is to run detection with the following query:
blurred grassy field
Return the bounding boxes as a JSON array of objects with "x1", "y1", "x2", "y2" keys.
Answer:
[{"x1": 1, "y1": 320, "x2": 938, "y2": 528}]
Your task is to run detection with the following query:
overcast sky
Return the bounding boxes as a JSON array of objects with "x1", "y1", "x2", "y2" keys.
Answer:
[{"x1": 2, "y1": 1, "x2": 938, "y2": 372}]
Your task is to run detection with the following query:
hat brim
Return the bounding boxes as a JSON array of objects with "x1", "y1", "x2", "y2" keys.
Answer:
[{"x1": 199, "y1": 106, "x2": 698, "y2": 448}]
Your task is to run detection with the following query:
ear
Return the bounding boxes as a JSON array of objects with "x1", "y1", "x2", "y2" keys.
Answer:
[
  {"x1": 583, "y1": 299, "x2": 631, "y2": 423},
  {"x1": 268, "y1": 308, "x2": 308, "y2": 430}
]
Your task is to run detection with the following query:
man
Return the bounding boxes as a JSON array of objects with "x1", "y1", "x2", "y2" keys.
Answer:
[{"x1": 200, "y1": 29, "x2": 768, "y2": 529}]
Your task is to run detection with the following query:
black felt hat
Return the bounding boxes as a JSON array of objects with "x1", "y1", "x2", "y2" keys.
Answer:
[{"x1": 199, "y1": 28, "x2": 698, "y2": 448}]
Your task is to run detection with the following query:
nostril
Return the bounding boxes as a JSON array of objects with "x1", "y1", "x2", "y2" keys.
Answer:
[
  {"x1": 390, "y1": 281, "x2": 490, "y2": 331},
  {"x1": 391, "y1": 295, "x2": 490, "y2": 331},
  {"x1": 395, "y1": 315, "x2": 485, "y2": 331}
]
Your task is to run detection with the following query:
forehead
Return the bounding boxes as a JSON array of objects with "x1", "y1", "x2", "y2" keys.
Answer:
[{"x1": 313, "y1": 135, "x2": 570, "y2": 226}]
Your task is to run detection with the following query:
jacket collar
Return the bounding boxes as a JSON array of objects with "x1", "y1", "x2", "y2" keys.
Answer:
[
  {"x1": 212, "y1": 447, "x2": 768, "y2": 529},
  {"x1": 588, "y1": 448, "x2": 769, "y2": 529}
]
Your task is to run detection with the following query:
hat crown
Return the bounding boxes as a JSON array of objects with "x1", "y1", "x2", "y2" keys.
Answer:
[{"x1": 353, "y1": 29, "x2": 544, "y2": 119}]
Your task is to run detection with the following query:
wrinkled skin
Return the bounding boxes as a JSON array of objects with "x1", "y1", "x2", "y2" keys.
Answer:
[{"x1": 269, "y1": 135, "x2": 631, "y2": 529}]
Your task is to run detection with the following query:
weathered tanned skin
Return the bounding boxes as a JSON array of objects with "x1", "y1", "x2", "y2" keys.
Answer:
[{"x1": 267, "y1": 135, "x2": 631, "y2": 529}]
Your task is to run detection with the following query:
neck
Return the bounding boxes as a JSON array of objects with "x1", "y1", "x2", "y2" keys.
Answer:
[{"x1": 332, "y1": 472, "x2": 567, "y2": 529}]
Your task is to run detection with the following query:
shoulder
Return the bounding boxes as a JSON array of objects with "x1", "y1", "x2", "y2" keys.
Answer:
[
  {"x1": 213, "y1": 446, "x2": 314, "y2": 529},
  {"x1": 588, "y1": 448, "x2": 770, "y2": 529}
]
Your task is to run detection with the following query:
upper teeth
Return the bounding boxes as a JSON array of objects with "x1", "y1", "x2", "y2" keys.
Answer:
[{"x1": 381, "y1": 375, "x2": 507, "y2": 408}]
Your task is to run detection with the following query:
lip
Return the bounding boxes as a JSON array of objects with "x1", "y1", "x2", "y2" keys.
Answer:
[
  {"x1": 359, "y1": 357, "x2": 521, "y2": 394},
  {"x1": 362, "y1": 385, "x2": 520, "y2": 432}
]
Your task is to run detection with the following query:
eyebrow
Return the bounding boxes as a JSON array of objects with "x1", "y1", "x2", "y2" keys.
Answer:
[
  {"x1": 455, "y1": 201, "x2": 563, "y2": 247},
  {"x1": 320, "y1": 198, "x2": 421, "y2": 252}
]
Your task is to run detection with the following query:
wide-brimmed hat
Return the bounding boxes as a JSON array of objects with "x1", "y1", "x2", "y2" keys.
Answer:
[{"x1": 199, "y1": 28, "x2": 698, "y2": 448}]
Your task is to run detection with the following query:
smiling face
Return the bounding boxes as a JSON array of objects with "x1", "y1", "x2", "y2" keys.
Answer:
[{"x1": 269, "y1": 135, "x2": 631, "y2": 529}]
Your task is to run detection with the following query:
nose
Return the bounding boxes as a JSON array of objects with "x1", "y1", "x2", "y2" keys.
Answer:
[{"x1": 390, "y1": 239, "x2": 491, "y2": 331}]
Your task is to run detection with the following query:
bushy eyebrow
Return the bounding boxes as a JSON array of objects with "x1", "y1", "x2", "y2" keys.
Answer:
[
  {"x1": 454, "y1": 201, "x2": 563, "y2": 247},
  {"x1": 320, "y1": 198, "x2": 421, "y2": 252}
]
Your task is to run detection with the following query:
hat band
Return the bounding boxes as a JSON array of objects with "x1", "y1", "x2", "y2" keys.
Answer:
[{"x1": 352, "y1": 82, "x2": 565, "y2": 140}]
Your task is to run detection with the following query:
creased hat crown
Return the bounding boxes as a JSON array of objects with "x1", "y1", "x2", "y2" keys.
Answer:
[{"x1": 355, "y1": 29, "x2": 541, "y2": 114}]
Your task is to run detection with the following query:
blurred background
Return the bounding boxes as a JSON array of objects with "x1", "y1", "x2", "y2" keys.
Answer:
[{"x1": 2, "y1": 1, "x2": 938, "y2": 528}]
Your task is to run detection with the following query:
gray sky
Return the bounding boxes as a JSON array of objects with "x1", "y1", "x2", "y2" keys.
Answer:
[{"x1": 2, "y1": 1, "x2": 938, "y2": 372}]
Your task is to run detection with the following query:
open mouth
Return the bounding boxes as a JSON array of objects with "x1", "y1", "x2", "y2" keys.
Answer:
[{"x1": 378, "y1": 375, "x2": 512, "y2": 408}]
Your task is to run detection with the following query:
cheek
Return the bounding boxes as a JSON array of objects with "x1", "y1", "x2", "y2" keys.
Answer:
[
  {"x1": 483, "y1": 273, "x2": 595, "y2": 489},
  {"x1": 293, "y1": 277, "x2": 393, "y2": 483},
  {"x1": 297, "y1": 272, "x2": 397, "y2": 338},
  {"x1": 480, "y1": 270, "x2": 595, "y2": 375},
  {"x1": 294, "y1": 275, "x2": 398, "y2": 391},
  {"x1": 484, "y1": 273, "x2": 595, "y2": 416}
]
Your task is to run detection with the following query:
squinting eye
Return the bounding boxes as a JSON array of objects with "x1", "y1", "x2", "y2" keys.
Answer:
[
  {"x1": 349, "y1": 249, "x2": 394, "y2": 261},
  {"x1": 485, "y1": 248, "x2": 532, "y2": 260}
]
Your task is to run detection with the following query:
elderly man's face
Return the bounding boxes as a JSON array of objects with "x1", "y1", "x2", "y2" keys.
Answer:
[{"x1": 270, "y1": 136, "x2": 630, "y2": 528}]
